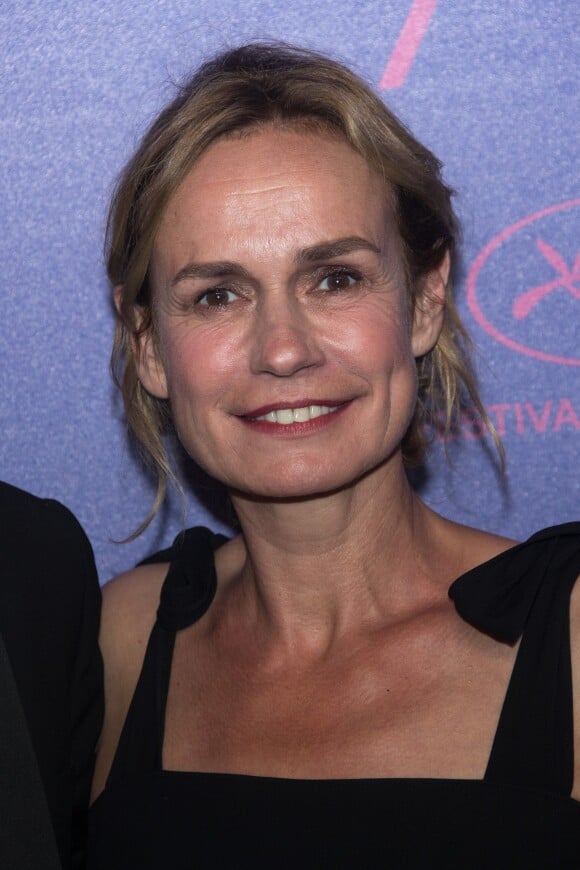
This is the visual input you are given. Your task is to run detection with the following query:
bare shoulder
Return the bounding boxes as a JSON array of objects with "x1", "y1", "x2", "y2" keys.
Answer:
[
  {"x1": 91, "y1": 534, "x2": 243, "y2": 800},
  {"x1": 455, "y1": 523, "x2": 519, "y2": 567},
  {"x1": 424, "y1": 508, "x2": 519, "y2": 580},
  {"x1": 100, "y1": 561, "x2": 168, "y2": 659},
  {"x1": 92, "y1": 561, "x2": 169, "y2": 801}
]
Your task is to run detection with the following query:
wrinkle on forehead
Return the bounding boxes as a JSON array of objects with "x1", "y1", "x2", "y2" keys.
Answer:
[
  {"x1": 165, "y1": 125, "x2": 385, "y2": 205},
  {"x1": 152, "y1": 126, "x2": 402, "y2": 286}
]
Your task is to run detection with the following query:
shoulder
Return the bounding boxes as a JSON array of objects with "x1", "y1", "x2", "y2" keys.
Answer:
[
  {"x1": 93, "y1": 561, "x2": 169, "y2": 800},
  {"x1": 517, "y1": 523, "x2": 580, "y2": 577},
  {"x1": 97, "y1": 524, "x2": 235, "y2": 733},
  {"x1": 425, "y1": 510, "x2": 519, "y2": 581},
  {"x1": 0, "y1": 480, "x2": 87, "y2": 542},
  {"x1": 0, "y1": 482, "x2": 99, "y2": 656},
  {"x1": 99, "y1": 523, "x2": 236, "y2": 669},
  {"x1": 0, "y1": 481, "x2": 100, "y2": 659},
  {"x1": 457, "y1": 524, "x2": 519, "y2": 565},
  {"x1": 100, "y1": 562, "x2": 169, "y2": 670},
  {"x1": 0, "y1": 485, "x2": 104, "y2": 848},
  {"x1": 0, "y1": 480, "x2": 101, "y2": 678},
  {"x1": 552, "y1": 525, "x2": 580, "y2": 797},
  {"x1": 93, "y1": 527, "x2": 237, "y2": 798},
  {"x1": 0, "y1": 481, "x2": 96, "y2": 594},
  {"x1": 433, "y1": 518, "x2": 580, "y2": 580},
  {"x1": 99, "y1": 562, "x2": 170, "y2": 707},
  {"x1": 549, "y1": 523, "x2": 580, "y2": 625}
]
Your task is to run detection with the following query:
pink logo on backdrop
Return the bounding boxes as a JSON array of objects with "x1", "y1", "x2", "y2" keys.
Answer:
[
  {"x1": 380, "y1": 0, "x2": 438, "y2": 89},
  {"x1": 466, "y1": 200, "x2": 580, "y2": 366},
  {"x1": 511, "y1": 238, "x2": 580, "y2": 319}
]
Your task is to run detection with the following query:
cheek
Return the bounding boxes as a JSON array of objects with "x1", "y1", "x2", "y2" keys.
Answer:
[
  {"x1": 330, "y1": 301, "x2": 414, "y2": 377},
  {"x1": 161, "y1": 323, "x2": 240, "y2": 405}
]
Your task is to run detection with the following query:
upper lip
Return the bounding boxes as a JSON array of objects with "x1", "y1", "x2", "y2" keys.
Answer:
[{"x1": 240, "y1": 399, "x2": 348, "y2": 418}]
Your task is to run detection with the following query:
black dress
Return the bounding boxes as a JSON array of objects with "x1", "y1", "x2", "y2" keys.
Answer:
[{"x1": 89, "y1": 524, "x2": 580, "y2": 868}]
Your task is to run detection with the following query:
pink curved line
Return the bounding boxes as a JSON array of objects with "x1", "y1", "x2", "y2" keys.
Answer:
[
  {"x1": 512, "y1": 275, "x2": 580, "y2": 320},
  {"x1": 513, "y1": 238, "x2": 580, "y2": 318},
  {"x1": 379, "y1": 0, "x2": 439, "y2": 89},
  {"x1": 536, "y1": 238, "x2": 569, "y2": 275},
  {"x1": 512, "y1": 279, "x2": 558, "y2": 321},
  {"x1": 466, "y1": 199, "x2": 580, "y2": 366}
]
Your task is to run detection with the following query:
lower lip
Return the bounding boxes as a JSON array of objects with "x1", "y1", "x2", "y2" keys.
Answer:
[{"x1": 238, "y1": 403, "x2": 350, "y2": 435}]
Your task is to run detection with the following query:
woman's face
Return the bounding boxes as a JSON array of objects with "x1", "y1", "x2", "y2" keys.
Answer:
[{"x1": 141, "y1": 126, "x2": 443, "y2": 498}]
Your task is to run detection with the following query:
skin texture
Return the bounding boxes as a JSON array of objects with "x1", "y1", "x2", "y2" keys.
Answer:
[
  {"x1": 92, "y1": 127, "x2": 580, "y2": 802},
  {"x1": 141, "y1": 128, "x2": 442, "y2": 500}
]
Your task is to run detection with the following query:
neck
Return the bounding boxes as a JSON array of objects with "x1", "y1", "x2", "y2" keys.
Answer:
[{"x1": 226, "y1": 457, "x2": 446, "y2": 655}]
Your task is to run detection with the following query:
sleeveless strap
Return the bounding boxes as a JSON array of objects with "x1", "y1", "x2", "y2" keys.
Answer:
[
  {"x1": 107, "y1": 527, "x2": 226, "y2": 788},
  {"x1": 450, "y1": 524, "x2": 580, "y2": 794}
]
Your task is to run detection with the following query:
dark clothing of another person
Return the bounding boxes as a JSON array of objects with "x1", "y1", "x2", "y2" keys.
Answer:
[
  {"x1": 0, "y1": 482, "x2": 103, "y2": 869},
  {"x1": 89, "y1": 524, "x2": 580, "y2": 868}
]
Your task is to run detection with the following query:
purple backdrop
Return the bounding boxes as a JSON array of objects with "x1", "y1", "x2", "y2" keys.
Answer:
[{"x1": 1, "y1": 0, "x2": 578, "y2": 583}]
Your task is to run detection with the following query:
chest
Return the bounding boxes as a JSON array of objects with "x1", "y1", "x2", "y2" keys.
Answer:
[{"x1": 162, "y1": 614, "x2": 519, "y2": 780}]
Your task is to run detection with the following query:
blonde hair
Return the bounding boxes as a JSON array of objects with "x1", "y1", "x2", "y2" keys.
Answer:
[{"x1": 108, "y1": 42, "x2": 494, "y2": 531}]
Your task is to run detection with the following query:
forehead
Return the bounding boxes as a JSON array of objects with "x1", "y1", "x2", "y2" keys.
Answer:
[{"x1": 152, "y1": 126, "x2": 395, "y2": 269}]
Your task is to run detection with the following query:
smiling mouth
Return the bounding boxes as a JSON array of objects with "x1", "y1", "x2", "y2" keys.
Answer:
[{"x1": 250, "y1": 405, "x2": 342, "y2": 425}]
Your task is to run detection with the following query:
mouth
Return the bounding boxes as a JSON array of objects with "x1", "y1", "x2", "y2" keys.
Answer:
[
  {"x1": 240, "y1": 400, "x2": 348, "y2": 428},
  {"x1": 250, "y1": 404, "x2": 341, "y2": 425}
]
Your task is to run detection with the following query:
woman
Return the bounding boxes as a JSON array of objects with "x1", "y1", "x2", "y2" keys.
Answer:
[{"x1": 89, "y1": 44, "x2": 580, "y2": 866}]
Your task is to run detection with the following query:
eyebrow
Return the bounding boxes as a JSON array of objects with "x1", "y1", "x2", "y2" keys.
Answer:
[
  {"x1": 171, "y1": 261, "x2": 252, "y2": 287},
  {"x1": 170, "y1": 236, "x2": 382, "y2": 287},
  {"x1": 295, "y1": 236, "x2": 382, "y2": 264}
]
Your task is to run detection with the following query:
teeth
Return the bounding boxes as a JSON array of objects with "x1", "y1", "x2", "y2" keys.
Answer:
[
  {"x1": 254, "y1": 405, "x2": 338, "y2": 424},
  {"x1": 293, "y1": 407, "x2": 310, "y2": 423},
  {"x1": 277, "y1": 408, "x2": 295, "y2": 425}
]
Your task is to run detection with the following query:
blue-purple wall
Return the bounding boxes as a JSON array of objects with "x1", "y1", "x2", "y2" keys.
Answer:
[{"x1": 1, "y1": 1, "x2": 578, "y2": 582}]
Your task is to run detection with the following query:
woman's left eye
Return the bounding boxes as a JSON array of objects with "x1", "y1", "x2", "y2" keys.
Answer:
[{"x1": 318, "y1": 271, "x2": 360, "y2": 292}]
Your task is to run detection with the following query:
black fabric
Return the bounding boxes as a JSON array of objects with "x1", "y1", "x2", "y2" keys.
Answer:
[
  {"x1": 148, "y1": 526, "x2": 225, "y2": 632},
  {"x1": 0, "y1": 629, "x2": 62, "y2": 870},
  {"x1": 105, "y1": 528, "x2": 226, "y2": 788},
  {"x1": 89, "y1": 523, "x2": 580, "y2": 868},
  {"x1": 450, "y1": 524, "x2": 580, "y2": 796},
  {"x1": 0, "y1": 482, "x2": 104, "y2": 870}
]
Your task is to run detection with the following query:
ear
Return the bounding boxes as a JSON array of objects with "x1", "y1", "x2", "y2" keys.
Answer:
[
  {"x1": 411, "y1": 252, "x2": 450, "y2": 358},
  {"x1": 114, "y1": 286, "x2": 169, "y2": 399}
]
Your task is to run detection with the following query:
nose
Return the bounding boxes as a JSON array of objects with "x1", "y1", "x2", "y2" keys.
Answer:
[{"x1": 249, "y1": 294, "x2": 325, "y2": 377}]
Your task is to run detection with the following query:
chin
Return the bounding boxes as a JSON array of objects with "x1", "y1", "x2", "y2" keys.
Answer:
[{"x1": 228, "y1": 456, "x2": 394, "y2": 504}]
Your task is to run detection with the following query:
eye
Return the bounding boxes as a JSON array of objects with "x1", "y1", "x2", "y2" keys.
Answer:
[
  {"x1": 196, "y1": 287, "x2": 238, "y2": 308},
  {"x1": 318, "y1": 269, "x2": 360, "y2": 293}
]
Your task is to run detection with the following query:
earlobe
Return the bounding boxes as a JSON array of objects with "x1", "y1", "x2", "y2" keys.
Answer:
[
  {"x1": 114, "y1": 286, "x2": 169, "y2": 400},
  {"x1": 135, "y1": 329, "x2": 169, "y2": 400},
  {"x1": 411, "y1": 252, "x2": 450, "y2": 358}
]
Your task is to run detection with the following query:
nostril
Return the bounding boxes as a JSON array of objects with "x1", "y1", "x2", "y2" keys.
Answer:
[{"x1": 250, "y1": 309, "x2": 323, "y2": 376}]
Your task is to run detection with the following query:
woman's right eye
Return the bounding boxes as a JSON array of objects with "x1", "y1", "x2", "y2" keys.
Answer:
[{"x1": 195, "y1": 288, "x2": 238, "y2": 308}]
